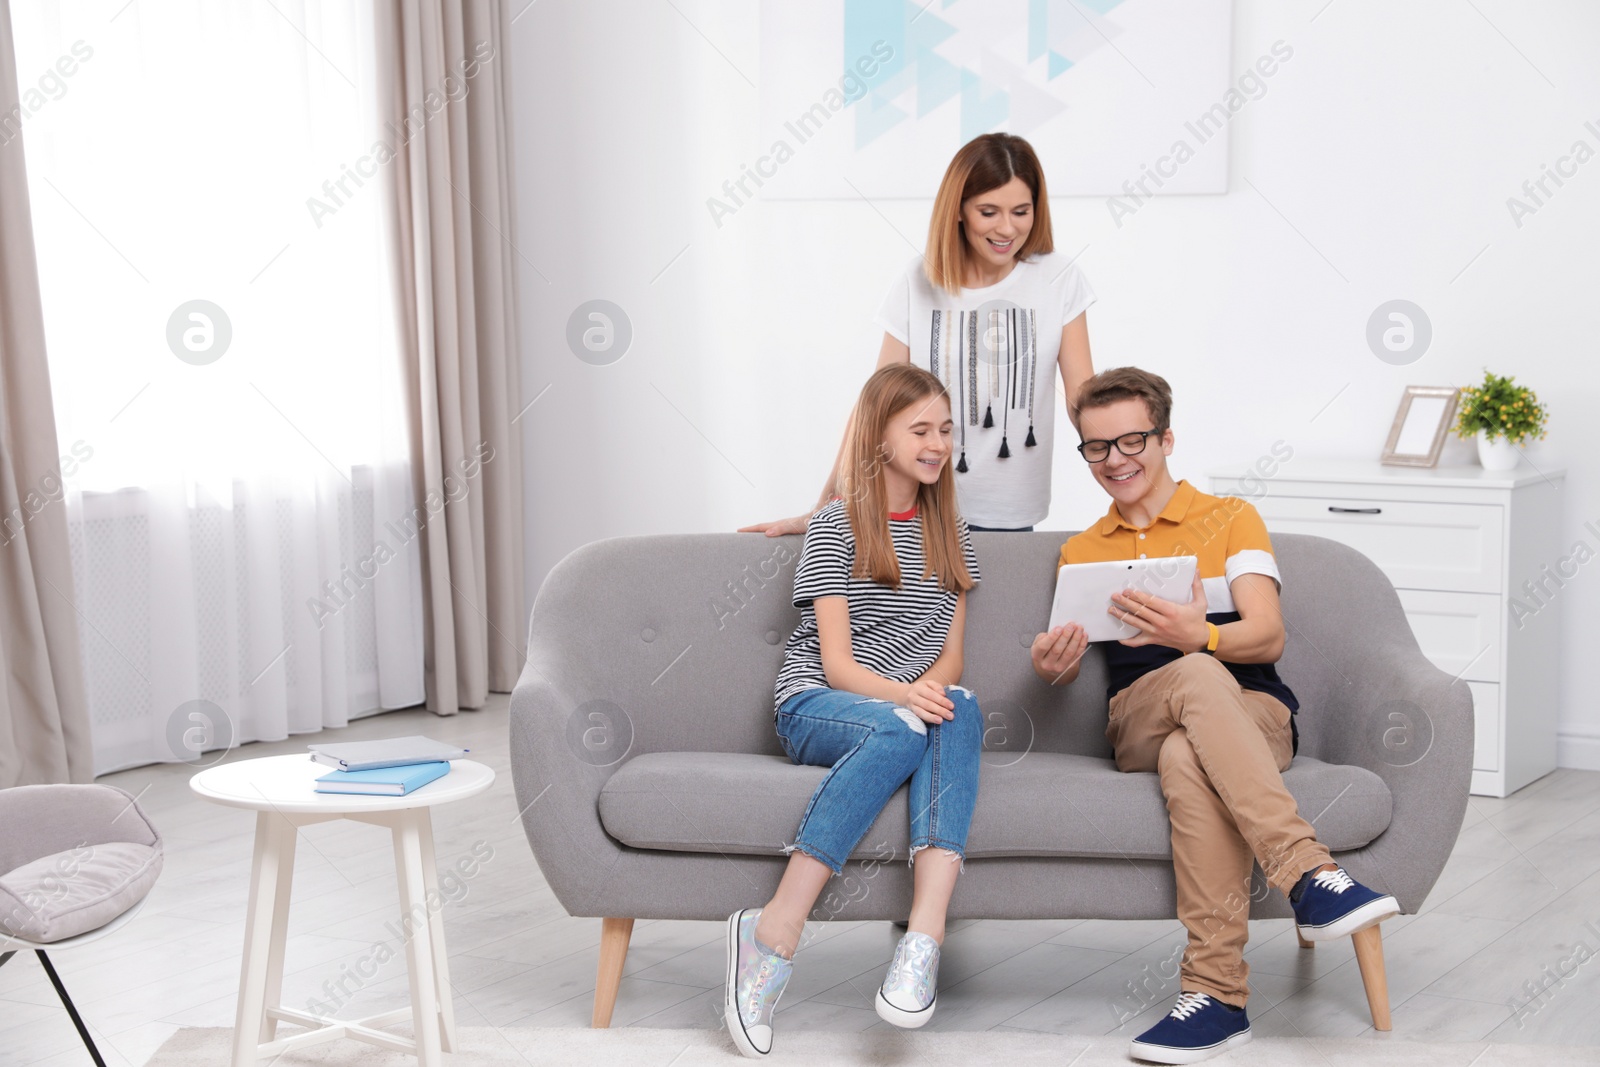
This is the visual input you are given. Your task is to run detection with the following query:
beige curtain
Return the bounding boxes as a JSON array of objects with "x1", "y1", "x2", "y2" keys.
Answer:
[
  {"x1": 0, "y1": 0, "x2": 93, "y2": 785},
  {"x1": 376, "y1": 0, "x2": 526, "y2": 715}
]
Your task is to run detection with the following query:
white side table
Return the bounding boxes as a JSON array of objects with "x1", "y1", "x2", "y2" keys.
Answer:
[{"x1": 190, "y1": 754, "x2": 495, "y2": 1066}]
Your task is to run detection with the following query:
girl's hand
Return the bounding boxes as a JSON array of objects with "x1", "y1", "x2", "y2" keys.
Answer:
[
  {"x1": 1113, "y1": 572, "x2": 1209, "y2": 651},
  {"x1": 737, "y1": 513, "x2": 810, "y2": 537},
  {"x1": 1032, "y1": 623, "x2": 1088, "y2": 684},
  {"x1": 904, "y1": 677, "x2": 955, "y2": 723}
]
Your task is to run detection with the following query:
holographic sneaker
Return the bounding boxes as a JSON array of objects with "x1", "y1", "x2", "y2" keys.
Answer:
[
  {"x1": 723, "y1": 908, "x2": 793, "y2": 1058},
  {"x1": 874, "y1": 930, "x2": 940, "y2": 1028}
]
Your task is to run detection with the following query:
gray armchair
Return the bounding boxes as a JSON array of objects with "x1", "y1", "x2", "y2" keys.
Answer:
[
  {"x1": 510, "y1": 532, "x2": 1472, "y2": 1029},
  {"x1": 0, "y1": 783, "x2": 164, "y2": 1065}
]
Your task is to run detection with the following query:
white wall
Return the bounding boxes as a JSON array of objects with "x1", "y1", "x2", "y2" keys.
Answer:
[{"x1": 508, "y1": 1, "x2": 1600, "y2": 768}]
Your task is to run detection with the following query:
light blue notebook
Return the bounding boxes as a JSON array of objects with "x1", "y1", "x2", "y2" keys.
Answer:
[{"x1": 314, "y1": 760, "x2": 451, "y2": 796}]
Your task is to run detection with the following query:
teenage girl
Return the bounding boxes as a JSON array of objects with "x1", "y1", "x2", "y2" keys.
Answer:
[
  {"x1": 742, "y1": 132, "x2": 1095, "y2": 537},
  {"x1": 724, "y1": 363, "x2": 983, "y2": 1058}
]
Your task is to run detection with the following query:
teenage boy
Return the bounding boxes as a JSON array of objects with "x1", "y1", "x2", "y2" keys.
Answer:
[{"x1": 1031, "y1": 367, "x2": 1399, "y2": 1064}]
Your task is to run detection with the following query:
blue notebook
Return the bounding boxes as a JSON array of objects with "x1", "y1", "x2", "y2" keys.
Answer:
[{"x1": 315, "y1": 760, "x2": 451, "y2": 796}]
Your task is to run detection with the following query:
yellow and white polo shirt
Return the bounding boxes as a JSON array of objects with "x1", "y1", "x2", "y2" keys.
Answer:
[{"x1": 1059, "y1": 479, "x2": 1299, "y2": 717}]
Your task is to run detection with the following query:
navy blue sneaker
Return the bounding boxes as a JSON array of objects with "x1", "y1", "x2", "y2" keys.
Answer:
[
  {"x1": 1129, "y1": 991, "x2": 1251, "y2": 1064},
  {"x1": 1292, "y1": 865, "x2": 1399, "y2": 941}
]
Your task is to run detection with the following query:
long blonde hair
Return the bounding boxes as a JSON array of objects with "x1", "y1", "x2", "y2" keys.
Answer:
[
  {"x1": 836, "y1": 364, "x2": 975, "y2": 593},
  {"x1": 925, "y1": 133, "x2": 1054, "y2": 295}
]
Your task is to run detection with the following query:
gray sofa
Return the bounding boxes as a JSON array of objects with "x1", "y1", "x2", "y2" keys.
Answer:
[{"x1": 510, "y1": 531, "x2": 1473, "y2": 1029}]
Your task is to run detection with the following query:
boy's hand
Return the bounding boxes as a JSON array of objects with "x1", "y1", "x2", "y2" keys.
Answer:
[
  {"x1": 1112, "y1": 572, "x2": 1209, "y2": 652},
  {"x1": 1032, "y1": 622, "x2": 1088, "y2": 684},
  {"x1": 904, "y1": 677, "x2": 956, "y2": 723}
]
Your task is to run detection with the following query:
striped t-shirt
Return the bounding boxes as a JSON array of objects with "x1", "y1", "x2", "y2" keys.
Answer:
[{"x1": 774, "y1": 499, "x2": 980, "y2": 712}]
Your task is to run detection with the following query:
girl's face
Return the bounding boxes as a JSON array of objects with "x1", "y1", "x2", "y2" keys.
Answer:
[
  {"x1": 881, "y1": 391, "x2": 953, "y2": 493},
  {"x1": 960, "y1": 176, "x2": 1034, "y2": 270}
]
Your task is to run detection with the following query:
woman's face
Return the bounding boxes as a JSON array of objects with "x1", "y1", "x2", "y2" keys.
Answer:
[
  {"x1": 960, "y1": 176, "x2": 1034, "y2": 269},
  {"x1": 881, "y1": 392, "x2": 953, "y2": 493}
]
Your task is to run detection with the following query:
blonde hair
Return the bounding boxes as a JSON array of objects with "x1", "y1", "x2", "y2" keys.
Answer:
[
  {"x1": 925, "y1": 133, "x2": 1054, "y2": 295},
  {"x1": 836, "y1": 364, "x2": 975, "y2": 593}
]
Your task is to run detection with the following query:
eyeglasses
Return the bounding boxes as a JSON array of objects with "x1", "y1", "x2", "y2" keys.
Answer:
[{"x1": 1076, "y1": 429, "x2": 1163, "y2": 463}]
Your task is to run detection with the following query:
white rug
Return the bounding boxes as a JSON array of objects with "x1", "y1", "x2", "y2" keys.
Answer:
[{"x1": 146, "y1": 1026, "x2": 1600, "y2": 1066}]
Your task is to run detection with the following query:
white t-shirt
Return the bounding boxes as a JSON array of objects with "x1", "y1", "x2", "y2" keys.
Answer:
[{"x1": 873, "y1": 252, "x2": 1096, "y2": 528}]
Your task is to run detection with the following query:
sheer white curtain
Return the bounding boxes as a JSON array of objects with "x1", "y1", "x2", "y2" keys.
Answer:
[{"x1": 13, "y1": 0, "x2": 425, "y2": 773}]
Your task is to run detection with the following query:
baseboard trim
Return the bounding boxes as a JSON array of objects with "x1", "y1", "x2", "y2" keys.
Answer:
[{"x1": 1558, "y1": 732, "x2": 1600, "y2": 771}]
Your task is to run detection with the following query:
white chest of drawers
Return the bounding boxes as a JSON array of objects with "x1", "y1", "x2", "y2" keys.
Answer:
[{"x1": 1208, "y1": 459, "x2": 1565, "y2": 797}]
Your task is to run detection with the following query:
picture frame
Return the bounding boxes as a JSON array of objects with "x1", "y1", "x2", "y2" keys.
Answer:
[{"x1": 1381, "y1": 385, "x2": 1460, "y2": 468}]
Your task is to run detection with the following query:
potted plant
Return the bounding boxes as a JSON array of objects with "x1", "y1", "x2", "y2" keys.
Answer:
[{"x1": 1454, "y1": 371, "x2": 1548, "y2": 471}]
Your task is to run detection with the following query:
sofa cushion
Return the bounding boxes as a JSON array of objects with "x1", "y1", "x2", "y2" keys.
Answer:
[
  {"x1": 0, "y1": 842, "x2": 163, "y2": 944},
  {"x1": 598, "y1": 751, "x2": 1392, "y2": 862}
]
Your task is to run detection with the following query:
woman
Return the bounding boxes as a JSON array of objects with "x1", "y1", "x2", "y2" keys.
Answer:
[{"x1": 742, "y1": 132, "x2": 1095, "y2": 535}]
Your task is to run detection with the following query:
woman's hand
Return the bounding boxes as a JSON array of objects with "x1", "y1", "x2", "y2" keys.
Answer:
[
  {"x1": 738, "y1": 513, "x2": 811, "y2": 537},
  {"x1": 904, "y1": 677, "x2": 955, "y2": 724},
  {"x1": 1032, "y1": 622, "x2": 1088, "y2": 684},
  {"x1": 1112, "y1": 572, "x2": 1209, "y2": 652}
]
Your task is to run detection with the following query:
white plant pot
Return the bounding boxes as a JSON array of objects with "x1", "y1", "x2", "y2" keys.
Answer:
[{"x1": 1476, "y1": 429, "x2": 1521, "y2": 471}]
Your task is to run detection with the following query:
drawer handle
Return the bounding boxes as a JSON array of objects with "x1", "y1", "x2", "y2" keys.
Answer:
[{"x1": 1327, "y1": 506, "x2": 1382, "y2": 515}]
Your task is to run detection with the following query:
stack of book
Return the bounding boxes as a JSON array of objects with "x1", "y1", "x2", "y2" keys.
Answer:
[{"x1": 308, "y1": 736, "x2": 469, "y2": 796}]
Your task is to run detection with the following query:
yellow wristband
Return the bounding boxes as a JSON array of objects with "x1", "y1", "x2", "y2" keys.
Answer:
[{"x1": 1204, "y1": 621, "x2": 1220, "y2": 655}]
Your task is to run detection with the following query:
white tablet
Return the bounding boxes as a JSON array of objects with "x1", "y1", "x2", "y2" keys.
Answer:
[{"x1": 1048, "y1": 556, "x2": 1199, "y2": 642}]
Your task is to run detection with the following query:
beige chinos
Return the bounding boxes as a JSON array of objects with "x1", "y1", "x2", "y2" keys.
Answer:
[{"x1": 1106, "y1": 653, "x2": 1333, "y2": 1006}]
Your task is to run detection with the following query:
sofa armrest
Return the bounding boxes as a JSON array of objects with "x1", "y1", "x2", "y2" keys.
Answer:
[
  {"x1": 508, "y1": 661, "x2": 632, "y2": 918},
  {"x1": 1312, "y1": 641, "x2": 1474, "y2": 914}
]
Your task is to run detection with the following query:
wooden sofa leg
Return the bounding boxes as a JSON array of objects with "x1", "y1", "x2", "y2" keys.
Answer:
[
  {"x1": 592, "y1": 917, "x2": 635, "y2": 1028},
  {"x1": 1296, "y1": 929, "x2": 1314, "y2": 949},
  {"x1": 1351, "y1": 924, "x2": 1392, "y2": 1031}
]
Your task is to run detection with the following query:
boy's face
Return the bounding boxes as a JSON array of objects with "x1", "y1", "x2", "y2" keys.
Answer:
[{"x1": 1077, "y1": 397, "x2": 1175, "y2": 510}]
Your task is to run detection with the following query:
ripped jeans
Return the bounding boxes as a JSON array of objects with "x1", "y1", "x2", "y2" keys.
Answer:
[{"x1": 775, "y1": 685, "x2": 982, "y2": 875}]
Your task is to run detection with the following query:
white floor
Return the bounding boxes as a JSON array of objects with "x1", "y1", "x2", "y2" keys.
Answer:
[{"x1": 4, "y1": 694, "x2": 1598, "y2": 1065}]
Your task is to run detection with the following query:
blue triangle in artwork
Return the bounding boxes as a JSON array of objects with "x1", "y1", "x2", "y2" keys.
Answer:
[
  {"x1": 1028, "y1": 0, "x2": 1048, "y2": 61},
  {"x1": 1047, "y1": 50, "x2": 1074, "y2": 79},
  {"x1": 959, "y1": 68, "x2": 1009, "y2": 141},
  {"x1": 905, "y1": 0, "x2": 958, "y2": 52},
  {"x1": 1078, "y1": 0, "x2": 1126, "y2": 14},
  {"x1": 856, "y1": 96, "x2": 909, "y2": 148},
  {"x1": 915, "y1": 45, "x2": 960, "y2": 117},
  {"x1": 845, "y1": 0, "x2": 905, "y2": 88},
  {"x1": 868, "y1": 63, "x2": 915, "y2": 111}
]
